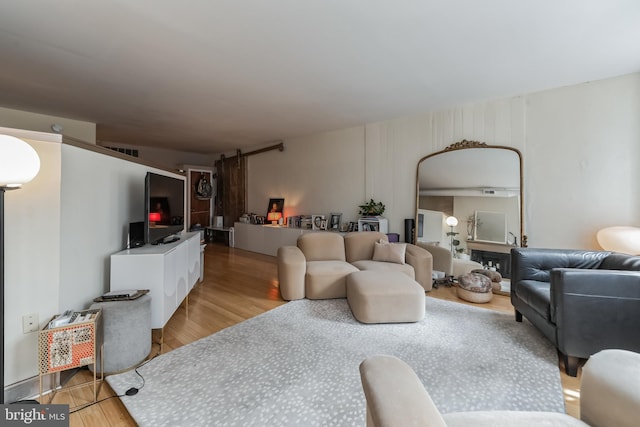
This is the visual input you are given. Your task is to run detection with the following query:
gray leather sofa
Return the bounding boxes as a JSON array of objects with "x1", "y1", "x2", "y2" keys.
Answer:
[{"x1": 510, "y1": 247, "x2": 640, "y2": 376}]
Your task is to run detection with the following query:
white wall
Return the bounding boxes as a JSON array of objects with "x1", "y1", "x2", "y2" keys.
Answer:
[
  {"x1": 248, "y1": 126, "x2": 366, "y2": 222},
  {"x1": 3, "y1": 130, "x2": 186, "y2": 391},
  {"x1": 525, "y1": 73, "x2": 640, "y2": 249},
  {"x1": 0, "y1": 107, "x2": 96, "y2": 144},
  {"x1": 247, "y1": 72, "x2": 639, "y2": 249}
]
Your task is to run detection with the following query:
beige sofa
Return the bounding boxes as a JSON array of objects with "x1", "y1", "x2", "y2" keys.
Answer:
[
  {"x1": 278, "y1": 231, "x2": 433, "y2": 300},
  {"x1": 418, "y1": 242, "x2": 483, "y2": 278},
  {"x1": 360, "y1": 349, "x2": 640, "y2": 427}
]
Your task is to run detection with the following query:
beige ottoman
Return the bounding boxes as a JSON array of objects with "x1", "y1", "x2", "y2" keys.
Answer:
[{"x1": 347, "y1": 271, "x2": 425, "y2": 324}]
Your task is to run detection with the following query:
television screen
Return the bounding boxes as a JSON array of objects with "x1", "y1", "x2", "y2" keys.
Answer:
[{"x1": 145, "y1": 172, "x2": 185, "y2": 244}]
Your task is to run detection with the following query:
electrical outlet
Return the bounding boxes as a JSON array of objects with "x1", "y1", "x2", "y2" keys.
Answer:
[{"x1": 22, "y1": 313, "x2": 39, "y2": 334}]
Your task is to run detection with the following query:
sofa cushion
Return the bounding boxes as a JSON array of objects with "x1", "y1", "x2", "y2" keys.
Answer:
[
  {"x1": 599, "y1": 253, "x2": 640, "y2": 271},
  {"x1": 372, "y1": 241, "x2": 406, "y2": 264},
  {"x1": 344, "y1": 231, "x2": 388, "y2": 263},
  {"x1": 351, "y1": 260, "x2": 415, "y2": 280},
  {"x1": 298, "y1": 232, "x2": 346, "y2": 262},
  {"x1": 305, "y1": 260, "x2": 359, "y2": 299},
  {"x1": 516, "y1": 279, "x2": 552, "y2": 321}
]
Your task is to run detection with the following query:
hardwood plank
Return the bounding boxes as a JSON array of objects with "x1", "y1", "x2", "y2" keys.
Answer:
[{"x1": 60, "y1": 243, "x2": 579, "y2": 426}]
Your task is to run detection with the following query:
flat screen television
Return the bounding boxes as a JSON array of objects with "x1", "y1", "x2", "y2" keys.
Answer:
[{"x1": 144, "y1": 172, "x2": 186, "y2": 245}]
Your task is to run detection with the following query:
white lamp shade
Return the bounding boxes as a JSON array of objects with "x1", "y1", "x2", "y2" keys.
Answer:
[
  {"x1": 0, "y1": 135, "x2": 41, "y2": 188},
  {"x1": 446, "y1": 216, "x2": 458, "y2": 227},
  {"x1": 596, "y1": 226, "x2": 640, "y2": 255}
]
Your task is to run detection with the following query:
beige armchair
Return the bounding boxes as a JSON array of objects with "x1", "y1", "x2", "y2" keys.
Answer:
[
  {"x1": 418, "y1": 242, "x2": 483, "y2": 278},
  {"x1": 359, "y1": 349, "x2": 640, "y2": 427}
]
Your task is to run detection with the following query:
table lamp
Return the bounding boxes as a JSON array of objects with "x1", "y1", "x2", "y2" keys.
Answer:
[
  {"x1": 0, "y1": 134, "x2": 41, "y2": 404},
  {"x1": 446, "y1": 216, "x2": 459, "y2": 255},
  {"x1": 596, "y1": 226, "x2": 640, "y2": 255},
  {"x1": 267, "y1": 211, "x2": 282, "y2": 225}
]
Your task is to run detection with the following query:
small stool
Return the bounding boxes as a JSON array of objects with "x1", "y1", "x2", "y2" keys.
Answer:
[
  {"x1": 456, "y1": 273, "x2": 493, "y2": 303},
  {"x1": 90, "y1": 295, "x2": 152, "y2": 373},
  {"x1": 347, "y1": 271, "x2": 425, "y2": 324}
]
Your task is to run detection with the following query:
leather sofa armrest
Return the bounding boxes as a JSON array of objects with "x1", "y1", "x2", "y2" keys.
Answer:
[
  {"x1": 550, "y1": 268, "x2": 640, "y2": 357},
  {"x1": 360, "y1": 355, "x2": 447, "y2": 427},
  {"x1": 406, "y1": 244, "x2": 433, "y2": 291},
  {"x1": 277, "y1": 246, "x2": 306, "y2": 300}
]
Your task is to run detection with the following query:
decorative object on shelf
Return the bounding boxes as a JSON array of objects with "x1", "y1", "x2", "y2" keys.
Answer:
[
  {"x1": 596, "y1": 226, "x2": 640, "y2": 255},
  {"x1": 329, "y1": 213, "x2": 342, "y2": 231},
  {"x1": 312, "y1": 215, "x2": 326, "y2": 230},
  {"x1": 194, "y1": 173, "x2": 213, "y2": 199},
  {"x1": 358, "y1": 199, "x2": 386, "y2": 217},
  {"x1": 0, "y1": 134, "x2": 41, "y2": 404},
  {"x1": 267, "y1": 211, "x2": 282, "y2": 225},
  {"x1": 446, "y1": 216, "x2": 463, "y2": 257}
]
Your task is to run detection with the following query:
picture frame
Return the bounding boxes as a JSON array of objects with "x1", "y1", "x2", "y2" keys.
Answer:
[
  {"x1": 312, "y1": 215, "x2": 325, "y2": 230},
  {"x1": 329, "y1": 213, "x2": 342, "y2": 231},
  {"x1": 267, "y1": 198, "x2": 284, "y2": 217}
]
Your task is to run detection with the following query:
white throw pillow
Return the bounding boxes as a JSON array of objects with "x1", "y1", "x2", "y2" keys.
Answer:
[{"x1": 372, "y1": 240, "x2": 407, "y2": 264}]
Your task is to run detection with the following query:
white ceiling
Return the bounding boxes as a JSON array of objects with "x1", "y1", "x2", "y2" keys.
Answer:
[{"x1": 1, "y1": 1, "x2": 639, "y2": 154}]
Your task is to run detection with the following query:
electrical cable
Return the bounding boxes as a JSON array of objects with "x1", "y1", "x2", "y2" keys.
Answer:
[{"x1": 69, "y1": 352, "x2": 158, "y2": 413}]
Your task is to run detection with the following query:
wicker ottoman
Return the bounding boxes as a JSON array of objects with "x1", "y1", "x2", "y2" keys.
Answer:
[
  {"x1": 456, "y1": 273, "x2": 493, "y2": 303},
  {"x1": 90, "y1": 295, "x2": 152, "y2": 373},
  {"x1": 346, "y1": 271, "x2": 425, "y2": 324}
]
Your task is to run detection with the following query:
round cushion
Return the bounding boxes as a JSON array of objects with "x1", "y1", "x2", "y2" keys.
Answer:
[
  {"x1": 456, "y1": 273, "x2": 492, "y2": 303},
  {"x1": 471, "y1": 269, "x2": 503, "y2": 283}
]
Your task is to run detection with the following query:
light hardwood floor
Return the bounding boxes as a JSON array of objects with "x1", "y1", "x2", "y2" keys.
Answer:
[{"x1": 52, "y1": 243, "x2": 581, "y2": 426}]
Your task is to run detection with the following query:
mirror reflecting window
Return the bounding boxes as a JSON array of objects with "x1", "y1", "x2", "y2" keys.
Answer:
[{"x1": 474, "y1": 210, "x2": 507, "y2": 243}]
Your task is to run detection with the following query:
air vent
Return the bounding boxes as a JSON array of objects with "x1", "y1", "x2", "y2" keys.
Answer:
[{"x1": 105, "y1": 146, "x2": 139, "y2": 158}]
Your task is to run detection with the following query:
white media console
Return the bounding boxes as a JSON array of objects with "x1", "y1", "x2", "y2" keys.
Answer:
[{"x1": 110, "y1": 231, "x2": 201, "y2": 329}]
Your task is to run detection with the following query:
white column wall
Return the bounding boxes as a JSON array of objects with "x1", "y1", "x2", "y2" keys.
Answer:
[{"x1": 247, "y1": 72, "x2": 639, "y2": 248}]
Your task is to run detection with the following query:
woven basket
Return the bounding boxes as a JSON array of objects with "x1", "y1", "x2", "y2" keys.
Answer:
[{"x1": 457, "y1": 287, "x2": 493, "y2": 303}]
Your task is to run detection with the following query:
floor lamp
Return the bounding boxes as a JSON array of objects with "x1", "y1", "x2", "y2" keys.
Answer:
[{"x1": 0, "y1": 135, "x2": 41, "y2": 404}]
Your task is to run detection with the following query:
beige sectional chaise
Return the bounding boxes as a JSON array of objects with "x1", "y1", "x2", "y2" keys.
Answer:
[
  {"x1": 277, "y1": 231, "x2": 433, "y2": 301},
  {"x1": 417, "y1": 242, "x2": 483, "y2": 278}
]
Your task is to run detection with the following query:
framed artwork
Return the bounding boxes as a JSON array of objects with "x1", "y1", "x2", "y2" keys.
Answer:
[
  {"x1": 329, "y1": 213, "x2": 342, "y2": 231},
  {"x1": 267, "y1": 198, "x2": 284, "y2": 216}
]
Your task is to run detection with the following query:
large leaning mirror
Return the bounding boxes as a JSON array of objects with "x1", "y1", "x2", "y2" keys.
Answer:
[{"x1": 415, "y1": 140, "x2": 525, "y2": 295}]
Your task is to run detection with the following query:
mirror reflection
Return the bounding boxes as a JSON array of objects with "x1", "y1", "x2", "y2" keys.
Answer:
[{"x1": 415, "y1": 141, "x2": 524, "y2": 295}]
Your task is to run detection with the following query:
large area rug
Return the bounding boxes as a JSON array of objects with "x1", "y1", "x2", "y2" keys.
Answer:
[{"x1": 107, "y1": 298, "x2": 565, "y2": 426}]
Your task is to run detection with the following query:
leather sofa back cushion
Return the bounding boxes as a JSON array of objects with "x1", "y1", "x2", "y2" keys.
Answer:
[
  {"x1": 513, "y1": 248, "x2": 610, "y2": 282},
  {"x1": 599, "y1": 253, "x2": 640, "y2": 271},
  {"x1": 344, "y1": 231, "x2": 388, "y2": 263},
  {"x1": 372, "y1": 241, "x2": 406, "y2": 264},
  {"x1": 297, "y1": 232, "x2": 346, "y2": 262}
]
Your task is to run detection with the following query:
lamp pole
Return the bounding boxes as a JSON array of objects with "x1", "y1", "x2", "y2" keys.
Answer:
[
  {"x1": 1, "y1": 188, "x2": 5, "y2": 404},
  {"x1": 0, "y1": 135, "x2": 41, "y2": 404}
]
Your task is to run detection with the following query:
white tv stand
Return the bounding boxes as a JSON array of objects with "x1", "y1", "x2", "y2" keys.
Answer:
[{"x1": 110, "y1": 232, "x2": 201, "y2": 331}]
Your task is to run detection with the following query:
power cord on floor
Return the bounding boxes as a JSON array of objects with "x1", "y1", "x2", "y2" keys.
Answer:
[{"x1": 69, "y1": 351, "x2": 159, "y2": 414}]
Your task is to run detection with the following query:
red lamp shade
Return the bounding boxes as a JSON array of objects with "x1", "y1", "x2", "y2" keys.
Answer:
[
  {"x1": 149, "y1": 212, "x2": 161, "y2": 222},
  {"x1": 267, "y1": 212, "x2": 282, "y2": 222}
]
